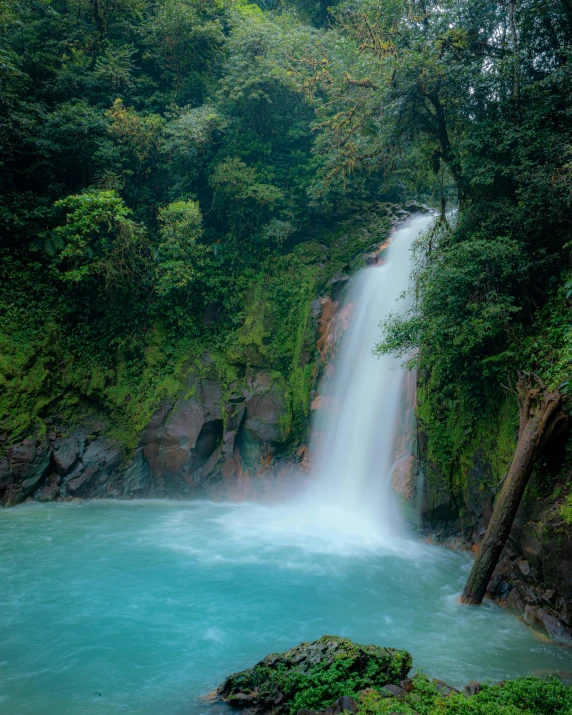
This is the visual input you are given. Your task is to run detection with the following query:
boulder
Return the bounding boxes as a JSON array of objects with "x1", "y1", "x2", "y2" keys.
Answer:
[
  {"x1": 65, "y1": 439, "x2": 122, "y2": 497},
  {"x1": 462, "y1": 681, "x2": 481, "y2": 697},
  {"x1": 53, "y1": 435, "x2": 84, "y2": 475},
  {"x1": 36, "y1": 476, "x2": 61, "y2": 502},
  {"x1": 113, "y1": 449, "x2": 150, "y2": 498},
  {"x1": 379, "y1": 684, "x2": 408, "y2": 699},
  {"x1": 217, "y1": 636, "x2": 412, "y2": 715},
  {"x1": 144, "y1": 398, "x2": 205, "y2": 479},
  {"x1": 299, "y1": 696, "x2": 359, "y2": 715},
  {"x1": 2, "y1": 436, "x2": 51, "y2": 506},
  {"x1": 244, "y1": 391, "x2": 287, "y2": 444},
  {"x1": 432, "y1": 680, "x2": 459, "y2": 695}
]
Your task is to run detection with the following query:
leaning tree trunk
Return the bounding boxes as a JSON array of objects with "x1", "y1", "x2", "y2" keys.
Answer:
[{"x1": 459, "y1": 376, "x2": 564, "y2": 605}]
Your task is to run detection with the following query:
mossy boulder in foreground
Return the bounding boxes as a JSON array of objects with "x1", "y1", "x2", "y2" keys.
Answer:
[
  {"x1": 217, "y1": 635, "x2": 412, "y2": 715},
  {"x1": 217, "y1": 637, "x2": 572, "y2": 715}
]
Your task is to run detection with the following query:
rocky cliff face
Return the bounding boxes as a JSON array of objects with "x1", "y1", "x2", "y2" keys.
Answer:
[{"x1": 0, "y1": 364, "x2": 295, "y2": 506}]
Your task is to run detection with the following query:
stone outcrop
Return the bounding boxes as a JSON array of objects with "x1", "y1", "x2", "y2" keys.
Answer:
[
  {"x1": 217, "y1": 636, "x2": 412, "y2": 715},
  {"x1": 0, "y1": 367, "x2": 291, "y2": 506},
  {"x1": 216, "y1": 637, "x2": 526, "y2": 715},
  {"x1": 0, "y1": 436, "x2": 51, "y2": 506}
]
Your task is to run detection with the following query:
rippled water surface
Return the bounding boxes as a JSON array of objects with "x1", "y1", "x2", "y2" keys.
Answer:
[{"x1": 0, "y1": 500, "x2": 569, "y2": 714}]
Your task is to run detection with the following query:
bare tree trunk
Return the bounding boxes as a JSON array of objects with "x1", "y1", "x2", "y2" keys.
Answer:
[{"x1": 460, "y1": 377, "x2": 564, "y2": 605}]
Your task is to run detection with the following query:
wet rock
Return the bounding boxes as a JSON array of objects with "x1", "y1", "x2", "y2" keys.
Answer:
[
  {"x1": 229, "y1": 692, "x2": 257, "y2": 707},
  {"x1": 217, "y1": 636, "x2": 412, "y2": 715},
  {"x1": 144, "y1": 398, "x2": 205, "y2": 479},
  {"x1": 244, "y1": 391, "x2": 287, "y2": 444},
  {"x1": 142, "y1": 375, "x2": 240, "y2": 493},
  {"x1": 115, "y1": 449, "x2": 150, "y2": 498},
  {"x1": 0, "y1": 455, "x2": 10, "y2": 493},
  {"x1": 296, "y1": 696, "x2": 358, "y2": 715},
  {"x1": 2, "y1": 437, "x2": 51, "y2": 506},
  {"x1": 462, "y1": 681, "x2": 481, "y2": 697},
  {"x1": 523, "y1": 605, "x2": 572, "y2": 643},
  {"x1": 379, "y1": 684, "x2": 408, "y2": 699},
  {"x1": 432, "y1": 680, "x2": 459, "y2": 695},
  {"x1": 53, "y1": 435, "x2": 84, "y2": 475},
  {"x1": 8, "y1": 439, "x2": 36, "y2": 466},
  {"x1": 65, "y1": 439, "x2": 122, "y2": 497},
  {"x1": 320, "y1": 696, "x2": 359, "y2": 715},
  {"x1": 37, "y1": 476, "x2": 61, "y2": 502}
]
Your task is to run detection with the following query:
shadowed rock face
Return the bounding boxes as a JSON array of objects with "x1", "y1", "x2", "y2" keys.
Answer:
[
  {"x1": 0, "y1": 368, "x2": 291, "y2": 506},
  {"x1": 53, "y1": 435, "x2": 84, "y2": 475},
  {"x1": 418, "y1": 436, "x2": 572, "y2": 644},
  {"x1": 65, "y1": 440, "x2": 122, "y2": 498},
  {"x1": 217, "y1": 636, "x2": 412, "y2": 715},
  {"x1": 0, "y1": 437, "x2": 51, "y2": 506}
]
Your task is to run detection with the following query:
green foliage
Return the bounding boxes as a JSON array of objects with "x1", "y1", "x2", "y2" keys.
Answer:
[
  {"x1": 155, "y1": 199, "x2": 206, "y2": 296},
  {"x1": 366, "y1": 2, "x2": 572, "y2": 477},
  {"x1": 359, "y1": 675, "x2": 572, "y2": 715},
  {"x1": 379, "y1": 234, "x2": 530, "y2": 391},
  {"x1": 223, "y1": 637, "x2": 412, "y2": 715},
  {"x1": 53, "y1": 189, "x2": 149, "y2": 293}
]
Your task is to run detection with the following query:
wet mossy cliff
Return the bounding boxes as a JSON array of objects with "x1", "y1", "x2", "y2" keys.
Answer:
[
  {"x1": 0, "y1": 205, "x2": 420, "y2": 508},
  {"x1": 416, "y1": 380, "x2": 572, "y2": 643}
]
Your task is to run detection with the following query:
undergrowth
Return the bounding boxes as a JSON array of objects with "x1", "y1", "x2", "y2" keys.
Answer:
[{"x1": 359, "y1": 675, "x2": 572, "y2": 715}]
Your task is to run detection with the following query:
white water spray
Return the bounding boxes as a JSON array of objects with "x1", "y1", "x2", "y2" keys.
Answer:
[{"x1": 306, "y1": 214, "x2": 434, "y2": 537}]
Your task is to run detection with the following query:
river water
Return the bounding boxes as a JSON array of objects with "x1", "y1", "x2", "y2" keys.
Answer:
[
  {"x1": 0, "y1": 216, "x2": 569, "y2": 713},
  {"x1": 0, "y1": 500, "x2": 568, "y2": 714}
]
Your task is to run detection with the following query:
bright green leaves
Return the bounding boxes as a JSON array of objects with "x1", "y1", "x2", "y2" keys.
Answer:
[
  {"x1": 155, "y1": 199, "x2": 207, "y2": 296},
  {"x1": 106, "y1": 98, "x2": 164, "y2": 180},
  {"x1": 379, "y1": 233, "x2": 530, "y2": 383},
  {"x1": 53, "y1": 191, "x2": 209, "y2": 300},
  {"x1": 53, "y1": 189, "x2": 149, "y2": 293}
]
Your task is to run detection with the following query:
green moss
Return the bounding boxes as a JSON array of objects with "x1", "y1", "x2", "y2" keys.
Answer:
[
  {"x1": 359, "y1": 674, "x2": 572, "y2": 715},
  {"x1": 1, "y1": 207, "x2": 394, "y2": 456},
  {"x1": 221, "y1": 636, "x2": 412, "y2": 715},
  {"x1": 559, "y1": 493, "x2": 572, "y2": 524},
  {"x1": 456, "y1": 395, "x2": 518, "y2": 494},
  {"x1": 418, "y1": 373, "x2": 518, "y2": 497}
]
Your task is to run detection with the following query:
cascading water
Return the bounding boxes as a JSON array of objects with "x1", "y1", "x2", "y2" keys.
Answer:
[{"x1": 306, "y1": 213, "x2": 434, "y2": 535}]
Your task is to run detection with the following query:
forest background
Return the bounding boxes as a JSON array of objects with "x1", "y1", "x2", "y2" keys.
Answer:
[{"x1": 1, "y1": 0, "x2": 572, "y2": 526}]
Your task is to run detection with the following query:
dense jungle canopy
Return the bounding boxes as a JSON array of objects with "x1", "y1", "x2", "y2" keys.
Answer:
[{"x1": 1, "y1": 0, "x2": 572, "y2": 497}]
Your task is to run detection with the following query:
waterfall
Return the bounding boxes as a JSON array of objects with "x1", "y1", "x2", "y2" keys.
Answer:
[{"x1": 306, "y1": 214, "x2": 434, "y2": 537}]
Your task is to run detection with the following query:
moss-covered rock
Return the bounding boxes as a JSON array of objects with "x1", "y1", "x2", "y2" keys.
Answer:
[
  {"x1": 357, "y1": 674, "x2": 572, "y2": 715},
  {"x1": 217, "y1": 635, "x2": 412, "y2": 715}
]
